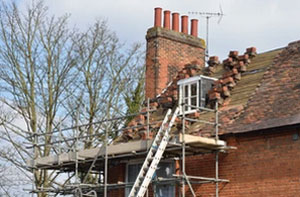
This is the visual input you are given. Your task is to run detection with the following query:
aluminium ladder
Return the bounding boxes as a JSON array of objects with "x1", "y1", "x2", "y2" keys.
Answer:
[{"x1": 128, "y1": 107, "x2": 179, "y2": 197}]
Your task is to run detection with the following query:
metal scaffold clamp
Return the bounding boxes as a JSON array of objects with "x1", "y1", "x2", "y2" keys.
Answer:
[{"x1": 73, "y1": 187, "x2": 97, "y2": 197}]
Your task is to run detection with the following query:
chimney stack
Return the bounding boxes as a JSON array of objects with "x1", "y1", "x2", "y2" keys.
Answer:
[
  {"x1": 146, "y1": 8, "x2": 205, "y2": 99},
  {"x1": 172, "y1": 13, "x2": 179, "y2": 32},
  {"x1": 154, "y1": 7, "x2": 162, "y2": 27},
  {"x1": 191, "y1": 19, "x2": 198, "y2": 37},
  {"x1": 181, "y1": 15, "x2": 188, "y2": 34},
  {"x1": 163, "y1": 10, "x2": 171, "y2": 29}
]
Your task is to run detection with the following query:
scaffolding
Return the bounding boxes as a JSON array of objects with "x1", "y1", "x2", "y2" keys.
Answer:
[{"x1": 27, "y1": 99, "x2": 234, "y2": 197}]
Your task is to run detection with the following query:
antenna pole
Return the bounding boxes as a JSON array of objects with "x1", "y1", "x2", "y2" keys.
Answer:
[
  {"x1": 206, "y1": 16, "x2": 210, "y2": 61},
  {"x1": 188, "y1": 8, "x2": 224, "y2": 61}
]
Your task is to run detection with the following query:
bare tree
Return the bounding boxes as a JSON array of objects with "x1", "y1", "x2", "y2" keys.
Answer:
[
  {"x1": 64, "y1": 20, "x2": 144, "y2": 185},
  {"x1": 0, "y1": 1, "x2": 76, "y2": 196},
  {"x1": 66, "y1": 21, "x2": 144, "y2": 149},
  {"x1": 0, "y1": 0, "x2": 144, "y2": 196}
]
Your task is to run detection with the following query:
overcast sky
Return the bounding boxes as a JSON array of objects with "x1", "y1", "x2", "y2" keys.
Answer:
[{"x1": 20, "y1": 0, "x2": 300, "y2": 59}]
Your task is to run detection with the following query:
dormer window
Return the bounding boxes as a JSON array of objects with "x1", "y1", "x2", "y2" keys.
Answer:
[{"x1": 177, "y1": 75, "x2": 217, "y2": 114}]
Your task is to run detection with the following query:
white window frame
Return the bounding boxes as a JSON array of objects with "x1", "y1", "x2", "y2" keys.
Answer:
[
  {"x1": 178, "y1": 75, "x2": 217, "y2": 114},
  {"x1": 179, "y1": 80, "x2": 199, "y2": 114},
  {"x1": 125, "y1": 160, "x2": 175, "y2": 197}
]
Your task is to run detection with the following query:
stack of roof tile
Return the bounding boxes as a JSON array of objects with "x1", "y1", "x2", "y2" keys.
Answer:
[{"x1": 207, "y1": 47, "x2": 257, "y2": 107}]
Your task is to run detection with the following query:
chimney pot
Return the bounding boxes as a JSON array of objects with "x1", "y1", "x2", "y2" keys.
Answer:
[
  {"x1": 172, "y1": 13, "x2": 179, "y2": 32},
  {"x1": 154, "y1": 7, "x2": 162, "y2": 27},
  {"x1": 191, "y1": 19, "x2": 198, "y2": 37},
  {"x1": 181, "y1": 15, "x2": 188, "y2": 34},
  {"x1": 163, "y1": 10, "x2": 171, "y2": 29}
]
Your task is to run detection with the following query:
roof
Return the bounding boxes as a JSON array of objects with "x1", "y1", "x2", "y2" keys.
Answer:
[
  {"x1": 226, "y1": 41, "x2": 300, "y2": 134},
  {"x1": 119, "y1": 40, "x2": 300, "y2": 141}
]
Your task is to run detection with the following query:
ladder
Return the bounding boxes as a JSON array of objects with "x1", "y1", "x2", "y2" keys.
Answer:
[{"x1": 128, "y1": 107, "x2": 179, "y2": 197}]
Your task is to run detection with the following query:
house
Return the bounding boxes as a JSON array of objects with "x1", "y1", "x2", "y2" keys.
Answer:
[{"x1": 28, "y1": 7, "x2": 300, "y2": 197}]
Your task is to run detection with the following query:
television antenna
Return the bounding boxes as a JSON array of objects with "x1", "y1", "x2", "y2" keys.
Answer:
[{"x1": 189, "y1": 5, "x2": 224, "y2": 62}]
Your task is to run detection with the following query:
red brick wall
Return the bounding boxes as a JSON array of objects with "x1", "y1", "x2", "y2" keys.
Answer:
[
  {"x1": 108, "y1": 128, "x2": 300, "y2": 197},
  {"x1": 145, "y1": 27, "x2": 205, "y2": 99},
  {"x1": 185, "y1": 128, "x2": 300, "y2": 197}
]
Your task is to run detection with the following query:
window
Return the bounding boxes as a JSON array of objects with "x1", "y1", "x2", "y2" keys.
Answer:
[
  {"x1": 178, "y1": 75, "x2": 217, "y2": 113},
  {"x1": 154, "y1": 162, "x2": 175, "y2": 196},
  {"x1": 181, "y1": 81, "x2": 199, "y2": 112},
  {"x1": 125, "y1": 161, "x2": 175, "y2": 197}
]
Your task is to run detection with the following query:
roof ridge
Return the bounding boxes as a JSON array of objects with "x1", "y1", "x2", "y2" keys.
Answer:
[{"x1": 257, "y1": 47, "x2": 285, "y2": 55}]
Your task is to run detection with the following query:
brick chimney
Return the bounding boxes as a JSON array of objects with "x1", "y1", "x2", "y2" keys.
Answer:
[{"x1": 145, "y1": 8, "x2": 206, "y2": 99}]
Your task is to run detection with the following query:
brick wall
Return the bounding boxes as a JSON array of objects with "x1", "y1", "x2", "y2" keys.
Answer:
[
  {"x1": 185, "y1": 127, "x2": 300, "y2": 197},
  {"x1": 108, "y1": 127, "x2": 300, "y2": 196},
  {"x1": 145, "y1": 27, "x2": 205, "y2": 99}
]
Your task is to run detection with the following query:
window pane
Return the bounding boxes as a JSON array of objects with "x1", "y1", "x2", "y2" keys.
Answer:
[
  {"x1": 184, "y1": 98, "x2": 189, "y2": 111},
  {"x1": 126, "y1": 164, "x2": 142, "y2": 196},
  {"x1": 128, "y1": 164, "x2": 141, "y2": 182},
  {"x1": 202, "y1": 78, "x2": 214, "y2": 106},
  {"x1": 191, "y1": 83, "x2": 197, "y2": 96},
  {"x1": 156, "y1": 163, "x2": 173, "y2": 178},
  {"x1": 155, "y1": 185, "x2": 175, "y2": 197},
  {"x1": 184, "y1": 85, "x2": 189, "y2": 97},
  {"x1": 126, "y1": 162, "x2": 175, "y2": 197},
  {"x1": 155, "y1": 163, "x2": 175, "y2": 197},
  {"x1": 191, "y1": 97, "x2": 197, "y2": 108}
]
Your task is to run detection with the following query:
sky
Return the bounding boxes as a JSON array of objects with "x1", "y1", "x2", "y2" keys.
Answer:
[{"x1": 17, "y1": 0, "x2": 300, "y2": 60}]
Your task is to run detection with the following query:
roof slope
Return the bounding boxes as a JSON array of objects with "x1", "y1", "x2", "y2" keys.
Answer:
[
  {"x1": 226, "y1": 41, "x2": 300, "y2": 133},
  {"x1": 217, "y1": 49, "x2": 281, "y2": 107},
  {"x1": 190, "y1": 47, "x2": 282, "y2": 136}
]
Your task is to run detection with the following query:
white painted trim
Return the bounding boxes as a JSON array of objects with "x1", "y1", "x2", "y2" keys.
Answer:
[
  {"x1": 178, "y1": 75, "x2": 217, "y2": 114},
  {"x1": 177, "y1": 75, "x2": 217, "y2": 85},
  {"x1": 200, "y1": 75, "x2": 218, "y2": 81},
  {"x1": 177, "y1": 75, "x2": 201, "y2": 85}
]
